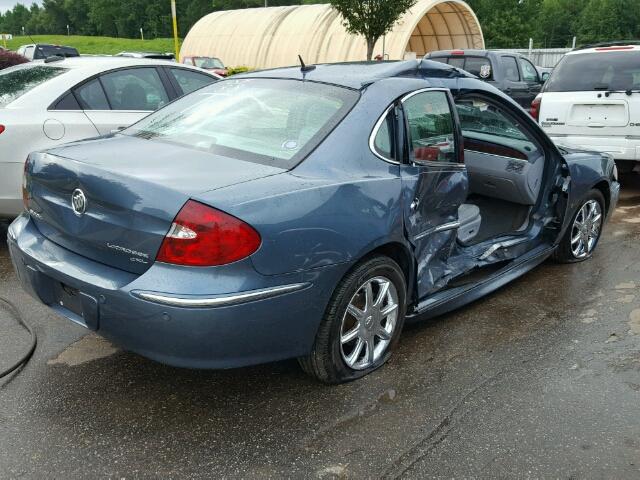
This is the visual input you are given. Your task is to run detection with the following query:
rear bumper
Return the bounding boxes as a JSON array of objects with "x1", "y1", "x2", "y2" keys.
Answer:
[
  {"x1": 549, "y1": 135, "x2": 640, "y2": 161},
  {"x1": 0, "y1": 162, "x2": 25, "y2": 218},
  {"x1": 8, "y1": 214, "x2": 345, "y2": 369}
]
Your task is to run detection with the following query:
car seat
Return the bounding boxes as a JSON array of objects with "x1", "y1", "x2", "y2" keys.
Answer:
[{"x1": 457, "y1": 203, "x2": 482, "y2": 245}]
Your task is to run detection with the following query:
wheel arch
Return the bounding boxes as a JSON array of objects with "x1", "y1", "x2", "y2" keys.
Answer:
[
  {"x1": 593, "y1": 180, "x2": 611, "y2": 216},
  {"x1": 354, "y1": 241, "x2": 417, "y2": 307}
]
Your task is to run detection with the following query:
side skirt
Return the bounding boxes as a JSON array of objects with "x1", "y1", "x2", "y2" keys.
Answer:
[{"x1": 406, "y1": 244, "x2": 555, "y2": 323}]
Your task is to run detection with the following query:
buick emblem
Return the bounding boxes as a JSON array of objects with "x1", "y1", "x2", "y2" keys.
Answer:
[{"x1": 71, "y1": 189, "x2": 87, "y2": 216}]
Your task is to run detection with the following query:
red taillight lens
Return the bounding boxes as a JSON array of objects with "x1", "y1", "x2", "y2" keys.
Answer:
[
  {"x1": 0, "y1": 125, "x2": 5, "y2": 135},
  {"x1": 156, "y1": 200, "x2": 261, "y2": 267},
  {"x1": 530, "y1": 95, "x2": 542, "y2": 121}
]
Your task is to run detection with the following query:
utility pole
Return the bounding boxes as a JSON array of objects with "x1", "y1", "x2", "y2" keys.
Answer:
[
  {"x1": 66, "y1": 24, "x2": 70, "y2": 36},
  {"x1": 171, "y1": 0, "x2": 179, "y2": 60},
  {"x1": 140, "y1": 28, "x2": 144, "y2": 41}
]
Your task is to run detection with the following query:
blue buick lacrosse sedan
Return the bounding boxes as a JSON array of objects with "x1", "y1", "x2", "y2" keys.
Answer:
[{"x1": 9, "y1": 60, "x2": 619, "y2": 383}]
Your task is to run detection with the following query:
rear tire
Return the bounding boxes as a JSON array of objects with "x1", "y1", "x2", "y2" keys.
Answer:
[
  {"x1": 299, "y1": 256, "x2": 407, "y2": 384},
  {"x1": 553, "y1": 189, "x2": 605, "y2": 263}
]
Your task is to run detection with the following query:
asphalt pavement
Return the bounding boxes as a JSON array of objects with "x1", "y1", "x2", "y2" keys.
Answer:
[{"x1": 1, "y1": 175, "x2": 639, "y2": 479}]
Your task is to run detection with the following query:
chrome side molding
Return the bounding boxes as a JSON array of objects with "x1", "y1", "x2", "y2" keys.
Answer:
[{"x1": 133, "y1": 283, "x2": 311, "y2": 308}]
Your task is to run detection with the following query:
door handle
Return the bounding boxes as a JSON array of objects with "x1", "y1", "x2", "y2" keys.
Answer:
[{"x1": 410, "y1": 199, "x2": 420, "y2": 211}]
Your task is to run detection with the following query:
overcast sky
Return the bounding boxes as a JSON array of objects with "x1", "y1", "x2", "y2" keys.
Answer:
[{"x1": 0, "y1": 0, "x2": 41, "y2": 13}]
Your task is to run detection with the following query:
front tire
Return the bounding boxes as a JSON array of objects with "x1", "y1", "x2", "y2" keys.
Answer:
[
  {"x1": 299, "y1": 256, "x2": 407, "y2": 384},
  {"x1": 553, "y1": 189, "x2": 605, "y2": 263}
]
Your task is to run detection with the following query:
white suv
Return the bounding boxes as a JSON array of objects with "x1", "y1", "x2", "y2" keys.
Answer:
[{"x1": 533, "y1": 43, "x2": 640, "y2": 172}]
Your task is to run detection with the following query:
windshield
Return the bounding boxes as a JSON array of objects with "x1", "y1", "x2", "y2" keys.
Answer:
[
  {"x1": 124, "y1": 78, "x2": 360, "y2": 169},
  {"x1": 546, "y1": 51, "x2": 640, "y2": 92},
  {"x1": 195, "y1": 57, "x2": 224, "y2": 69},
  {"x1": 0, "y1": 65, "x2": 68, "y2": 108}
]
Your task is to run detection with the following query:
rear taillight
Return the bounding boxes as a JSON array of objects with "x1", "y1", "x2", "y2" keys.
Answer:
[
  {"x1": 530, "y1": 94, "x2": 542, "y2": 121},
  {"x1": 0, "y1": 125, "x2": 5, "y2": 135},
  {"x1": 156, "y1": 200, "x2": 261, "y2": 267}
]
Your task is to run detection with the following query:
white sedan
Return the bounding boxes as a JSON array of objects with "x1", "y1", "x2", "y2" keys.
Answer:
[{"x1": 0, "y1": 56, "x2": 219, "y2": 217}]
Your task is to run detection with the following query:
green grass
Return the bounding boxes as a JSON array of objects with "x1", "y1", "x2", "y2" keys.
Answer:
[{"x1": 2, "y1": 35, "x2": 179, "y2": 56}]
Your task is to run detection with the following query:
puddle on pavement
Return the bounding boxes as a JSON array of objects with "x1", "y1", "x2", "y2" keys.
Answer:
[{"x1": 48, "y1": 334, "x2": 118, "y2": 366}]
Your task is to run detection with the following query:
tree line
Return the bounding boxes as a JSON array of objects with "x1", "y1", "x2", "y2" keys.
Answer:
[{"x1": 1, "y1": 0, "x2": 639, "y2": 48}]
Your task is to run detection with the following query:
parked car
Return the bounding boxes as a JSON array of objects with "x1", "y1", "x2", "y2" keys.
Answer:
[
  {"x1": 425, "y1": 50, "x2": 545, "y2": 109},
  {"x1": 182, "y1": 56, "x2": 228, "y2": 77},
  {"x1": 116, "y1": 52, "x2": 175, "y2": 61},
  {"x1": 10, "y1": 60, "x2": 619, "y2": 383},
  {"x1": 533, "y1": 42, "x2": 640, "y2": 173},
  {"x1": 0, "y1": 56, "x2": 219, "y2": 217},
  {"x1": 16, "y1": 44, "x2": 79, "y2": 60}
]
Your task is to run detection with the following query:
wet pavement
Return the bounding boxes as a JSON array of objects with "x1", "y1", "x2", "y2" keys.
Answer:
[{"x1": 1, "y1": 175, "x2": 639, "y2": 479}]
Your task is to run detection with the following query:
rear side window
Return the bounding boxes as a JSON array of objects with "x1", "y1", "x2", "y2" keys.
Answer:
[
  {"x1": 75, "y1": 79, "x2": 110, "y2": 110},
  {"x1": 546, "y1": 51, "x2": 640, "y2": 92},
  {"x1": 502, "y1": 56, "x2": 520, "y2": 81},
  {"x1": 0, "y1": 65, "x2": 67, "y2": 108},
  {"x1": 125, "y1": 78, "x2": 359, "y2": 169},
  {"x1": 403, "y1": 90, "x2": 457, "y2": 163},
  {"x1": 465, "y1": 57, "x2": 492, "y2": 79},
  {"x1": 100, "y1": 68, "x2": 169, "y2": 111},
  {"x1": 170, "y1": 68, "x2": 216, "y2": 95},
  {"x1": 372, "y1": 109, "x2": 395, "y2": 161}
]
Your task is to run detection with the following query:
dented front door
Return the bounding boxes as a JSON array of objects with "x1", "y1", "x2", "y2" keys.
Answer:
[{"x1": 399, "y1": 89, "x2": 469, "y2": 300}]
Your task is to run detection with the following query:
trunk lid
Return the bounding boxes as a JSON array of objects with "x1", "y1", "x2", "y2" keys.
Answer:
[
  {"x1": 26, "y1": 135, "x2": 284, "y2": 274},
  {"x1": 540, "y1": 91, "x2": 635, "y2": 132}
]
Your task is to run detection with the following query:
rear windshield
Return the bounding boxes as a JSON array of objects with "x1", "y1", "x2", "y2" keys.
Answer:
[
  {"x1": 34, "y1": 46, "x2": 79, "y2": 60},
  {"x1": 546, "y1": 51, "x2": 640, "y2": 92},
  {"x1": 0, "y1": 65, "x2": 67, "y2": 108},
  {"x1": 195, "y1": 57, "x2": 224, "y2": 69},
  {"x1": 125, "y1": 78, "x2": 360, "y2": 169}
]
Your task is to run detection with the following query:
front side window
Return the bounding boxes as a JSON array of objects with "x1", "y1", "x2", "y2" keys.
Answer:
[
  {"x1": 100, "y1": 68, "x2": 169, "y2": 111},
  {"x1": 124, "y1": 78, "x2": 359, "y2": 169},
  {"x1": 0, "y1": 65, "x2": 67, "y2": 108},
  {"x1": 456, "y1": 97, "x2": 540, "y2": 160},
  {"x1": 170, "y1": 68, "x2": 216, "y2": 95},
  {"x1": 520, "y1": 58, "x2": 539, "y2": 83},
  {"x1": 502, "y1": 56, "x2": 520, "y2": 82},
  {"x1": 403, "y1": 90, "x2": 457, "y2": 163}
]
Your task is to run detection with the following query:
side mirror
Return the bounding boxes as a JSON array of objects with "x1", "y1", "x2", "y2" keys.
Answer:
[{"x1": 541, "y1": 72, "x2": 550, "y2": 83}]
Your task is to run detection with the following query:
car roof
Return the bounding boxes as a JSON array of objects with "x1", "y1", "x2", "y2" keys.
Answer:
[
  {"x1": 427, "y1": 49, "x2": 491, "y2": 58},
  {"x1": 27, "y1": 55, "x2": 190, "y2": 72},
  {"x1": 568, "y1": 43, "x2": 640, "y2": 55},
  {"x1": 239, "y1": 59, "x2": 472, "y2": 90}
]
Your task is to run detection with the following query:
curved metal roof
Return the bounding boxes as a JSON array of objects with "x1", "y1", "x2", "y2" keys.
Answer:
[{"x1": 181, "y1": 1, "x2": 484, "y2": 69}]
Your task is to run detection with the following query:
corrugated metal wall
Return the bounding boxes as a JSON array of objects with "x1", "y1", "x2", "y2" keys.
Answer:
[
  {"x1": 496, "y1": 48, "x2": 571, "y2": 68},
  {"x1": 181, "y1": 1, "x2": 484, "y2": 69}
]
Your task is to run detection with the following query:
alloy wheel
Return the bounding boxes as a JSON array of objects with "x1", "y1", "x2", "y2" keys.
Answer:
[
  {"x1": 340, "y1": 276, "x2": 399, "y2": 371},
  {"x1": 570, "y1": 199, "x2": 602, "y2": 259}
]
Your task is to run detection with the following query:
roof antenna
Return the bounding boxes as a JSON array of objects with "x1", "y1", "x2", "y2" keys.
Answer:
[{"x1": 298, "y1": 55, "x2": 316, "y2": 73}]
